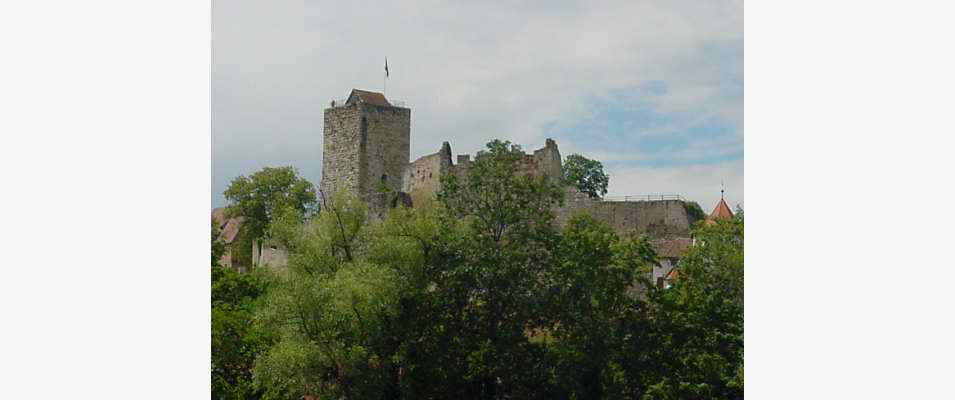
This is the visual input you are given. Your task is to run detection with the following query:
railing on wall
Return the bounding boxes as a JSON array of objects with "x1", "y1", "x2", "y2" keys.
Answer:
[
  {"x1": 327, "y1": 99, "x2": 409, "y2": 108},
  {"x1": 602, "y1": 194, "x2": 685, "y2": 202}
]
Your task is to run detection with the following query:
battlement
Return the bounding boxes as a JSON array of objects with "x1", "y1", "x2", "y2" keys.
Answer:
[
  {"x1": 400, "y1": 138, "x2": 564, "y2": 204},
  {"x1": 328, "y1": 98, "x2": 409, "y2": 109},
  {"x1": 603, "y1": 194, "x2": 686, "y2": 202}
]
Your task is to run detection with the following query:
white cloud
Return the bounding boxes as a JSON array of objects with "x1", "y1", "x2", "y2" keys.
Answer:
[
  {"x1": 606, "y1": 159, "x2": 744, "y2": 213},
  {"x1": 213, "y1": 0, "x2": 743, "y2": 206}
]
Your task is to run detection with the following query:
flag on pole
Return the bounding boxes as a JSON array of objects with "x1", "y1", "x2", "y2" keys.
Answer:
[{"x1": 385, "y1": 58, "x2": 389, "y2": 77}]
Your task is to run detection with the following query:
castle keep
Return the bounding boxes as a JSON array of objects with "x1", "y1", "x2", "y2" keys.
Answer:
[{"x1": 322, "y1": 90, "x2": 411, "y2": 199}]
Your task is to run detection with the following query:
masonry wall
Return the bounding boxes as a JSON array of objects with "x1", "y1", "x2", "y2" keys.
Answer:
[
  {"x1": 360, "y1": 104, "x2": 411, "y2": 197},
  {"x1": 531, "y1": 138, "x2": 563, "y2": 180},
  {"x1": 255, "y1": 241, "x2": 289, "y2": 272},
  {"x1": 322, "y1": 105, "x2": 363, "y2": 198},
  {"x1": 555, "y1": 192, "x2": 693, "y2": 239},
  {"x1": 402, "y1": 142, "x2": 452, "y2": 204}
]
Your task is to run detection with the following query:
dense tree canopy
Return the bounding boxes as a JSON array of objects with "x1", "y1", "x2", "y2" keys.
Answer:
[
  {"x1": 212, "y1": 141, "x2": 744, "y2": 399},
  {"x1": 562, "y1": 153, "x2": 610, "y2": 199},
  {"x1": 638, "y1": 213, "x2": 744, "y2": 399},
  {"x1": 223, "y1": 166, "x2": 318, "y2": 249},
  {"x1": 212, "y1": 235, "x2": 275, "y2": 399}
]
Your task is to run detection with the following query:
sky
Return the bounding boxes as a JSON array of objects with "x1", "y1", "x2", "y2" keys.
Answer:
[{"x1": 213, "y1": 0, "x2": 743, "y2": 211}]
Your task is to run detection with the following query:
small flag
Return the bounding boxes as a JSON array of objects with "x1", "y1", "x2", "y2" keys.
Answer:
[{"x1": 385, "y1": 58, "x2": 389, "y2": 77}]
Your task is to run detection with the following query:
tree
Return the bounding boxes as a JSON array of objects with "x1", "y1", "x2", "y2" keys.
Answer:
[
  {"x1": 426, "y1": 140, "x2": 567, "y2": 397},
  {"x1": 213, "y1": 220, "x2": 226, "y2": 266},
  {"x1": 212, "y1": 231, "x2": 275, "y2": 399},
  {"x1": 544, "y1": 214, "x2": 658, "y2": 398},
  {"x1": 684, "y1": 201, "x2": 706, "y2": 223},
  {"x1": 240, "y1": 140, "x2": 744, "y2": 398},
  {"x1": 252, "y1": 140, "x2": 575, "y2": 398},
  {"x1": 223, "y1": 166, "x2": 317, "y2": 263},
  {"x1": 253, "y1": 191, "x2": 412, "y2": 399},
  {"x1": 631, "y1": 214, "x2": 744, "y2": 399},
  {"x1": 562, "y1": 153, "x2": 609, "y2": 199},
  {"x1": 440, "y1": 140, "x2": 565, "y2": 242}
]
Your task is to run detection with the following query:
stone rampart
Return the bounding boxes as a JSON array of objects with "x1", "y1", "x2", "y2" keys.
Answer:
[
  {"x1": 402, "y1": 142, "x2": 452, "y2": 205},
  {"x1": 555, "y1": 188, "x2": 694, "y2": 239}
]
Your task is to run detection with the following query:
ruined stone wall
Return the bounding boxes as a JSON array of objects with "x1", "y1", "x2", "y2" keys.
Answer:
[
  {"x1": 532, "y1": 138, "x2": 563, "y2": 180},
  {"x1": 256, "y1": 243, "x2": 289, "y2": 272},
  {"x1": 398, "y1": 139, "x2": 566, "y2": 205},
  {"x1": 322, "y1": 105, "x2": 363, "y2": 198},
  {"x1": 402, "y1": 142, "x2": 452, "y2": 205}
]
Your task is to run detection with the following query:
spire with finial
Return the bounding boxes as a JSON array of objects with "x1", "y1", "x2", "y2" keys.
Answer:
[{"x1": 709, "y1": 180, "x2": 733, "y2": 221}]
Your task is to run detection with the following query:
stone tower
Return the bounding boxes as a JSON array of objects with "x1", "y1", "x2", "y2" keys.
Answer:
[{"x1": 321, "y1": 89, "x2": 411, "y2": 200}]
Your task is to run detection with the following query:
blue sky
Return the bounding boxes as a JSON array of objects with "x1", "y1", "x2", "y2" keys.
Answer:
[{"x1": 213, "y1": 0, "x2": 743, "y2": 211}]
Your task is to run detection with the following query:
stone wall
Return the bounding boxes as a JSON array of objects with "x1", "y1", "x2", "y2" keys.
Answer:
[
  {"x1": 253, "y1": 240, "x2": 289, "y2": 271},
  {"x1": 395, "y1": 138, "x2": 692, "y2": 242},
  {"x1": 531, "y1": 138, "x2": 563, "y2": 180},
  {"x1": 402, "y1": 142, "x2": 452, "y2": 205},
  {"x1": 322, "y1": 104, "x2": 363, "y2": 198},
  {"x1": 398, "y1": 139, "x2": 564, "y2": 205},
  {"x1": 360, "y1": 104, "x2": 411, "y2": 196},
  {"x1": 364, "y1": 191, "x2": 413, "y2": 220},
  {"x1": 555, "y1": 188, "x2": 694, "y2": 239}
]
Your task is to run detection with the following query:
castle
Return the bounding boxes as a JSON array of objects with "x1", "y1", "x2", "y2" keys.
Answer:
[{"x1": 217, "y1": 89, "x2": 729, "y2": 287}]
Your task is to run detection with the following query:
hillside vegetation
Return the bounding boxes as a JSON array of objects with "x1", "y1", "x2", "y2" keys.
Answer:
[{"x1": 213, "y1": 140, "x2": 744, "y2": 399}]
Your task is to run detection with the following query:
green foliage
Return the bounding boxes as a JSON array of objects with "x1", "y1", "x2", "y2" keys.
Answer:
[
  {"x1": 545, "y1": 214, "x2": 658, "y2": 398},
  {"x1": 223, "y1": 166, "x2": 318, "y2": 247},
  {"x1": 562, "y1": 153, "x2": 610, "y2": 199},
  {"x1": 253, "y1": 191, "x2": 406, "y2": 399},
  {"x1": 684, "y1": 201, "x2": 707, "y2": 223},
  {"x1": 635, "y1": 217, "x2": 744, "y2": 399},
  {"x1": 213, "y1": 220, "x2": 226, "y2": 266},
  {"x1": 212, "y1": 264, "x2": 275, "y2": 399},
  {"x1": 440, "y1": 139, "x2": 565, "y2": 242},
  {"x1": 214, "y1": 140, "x2": 744, "y2": 399}
]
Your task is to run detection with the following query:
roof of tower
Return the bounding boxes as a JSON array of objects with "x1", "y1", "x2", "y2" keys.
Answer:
[
  {"x1": 347, "y1": 89, "x2": 391, "y2": 107},
  {"x1": 708, "y1": 198, "x2": 734, "y2": 221}
]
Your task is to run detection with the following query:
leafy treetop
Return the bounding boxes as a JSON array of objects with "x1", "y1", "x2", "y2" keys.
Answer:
[
  {"x1": 562, "y1": 153, "x2": 609, "y2": 199},
  {"x1": 223, "y1": 166, "x2": 317, "y2": 244}
]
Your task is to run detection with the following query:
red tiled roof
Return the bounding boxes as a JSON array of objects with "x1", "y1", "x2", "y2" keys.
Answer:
[
  {"x1": 665, "y1": 268, "x2": 679, "y2": 281},
  {"x1": 709, "y1": 198, "x2": 734, "y2": 221},
  {"x1": 347, "y1": 89, "x2": 391, "y2": 107}
]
